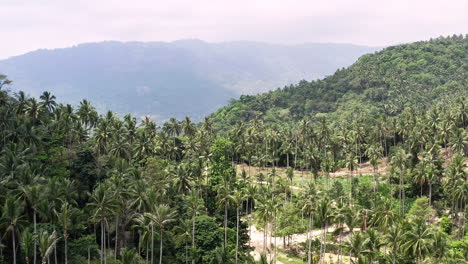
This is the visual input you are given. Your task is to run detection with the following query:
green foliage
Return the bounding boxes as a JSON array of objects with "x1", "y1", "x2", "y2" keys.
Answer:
[
  {"x1": 211, "y1": 35, "x2": 468, "y2": 131},
  {"x1": 440, "y1": 215, "x2": 452, "y2": 234},
  {"x1": 406, "y1": 197, "x2": 435, "y2": 221},
  {"x1": 69, "y1": 235, "x2": 99, "y2": 262}
]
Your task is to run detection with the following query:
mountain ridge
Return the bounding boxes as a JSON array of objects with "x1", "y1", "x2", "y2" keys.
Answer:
[
  {"x1": 209, "y1": 35, "x2": 468, "y2": 131},
  {"x1": 0, "y1": 40, "x2": 379, "y2": 121}
]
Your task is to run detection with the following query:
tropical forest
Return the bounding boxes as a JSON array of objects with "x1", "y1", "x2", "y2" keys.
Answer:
[{"x1": 0, "y1": 36, "x2": 467, "y2": 264}]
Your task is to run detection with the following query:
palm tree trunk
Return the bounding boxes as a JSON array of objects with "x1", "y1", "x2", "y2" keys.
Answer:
[
  {"x1": 54, "y1": 227, "x2": 58, "y2": 264},
  {"x1": 64, "y1": 233, "x2": 68, "y2": 264},
  {"x1": 104, "y1": 224, "x2": 107, "y2": 264},
  {"x1": 151, "y1": 224, "x2": 154, "y2": 264},
  {"x1": 100, "y1": 222, "x2": 104, "y2": 264},
  {"x1": 224, "y1": 203, "x2": 228, "y2": 247},
  {"x1": 274, "y1": 215, "x2": 277, "y2": 264},
  {"x1": 429, "y1": 182, "x2": 432, "y2": 206},
  {"x1": 159, "y1": 229, "x2": 163, "y2": 264},
  {"x1": 192, "y1": 216, "x2": 196, "y2": 264},
  {"x1": 307, "y1": 214, "x2": 312, "y2": 264},
  {"x1": 115, "y1": 217, "x2": 119, "y2": 260},
  {"x1": 12, "y1": 227, "x2": 17, "y2": 264},
  {"x1": 235, "y1": 207, "x2": 239, "y2": 264},
  {"x1": 146, "y1": 240, "x2": 149, "y2": 264},
  {"x1": 34, "y1": 211, "x2": 37, "y2": 264}
]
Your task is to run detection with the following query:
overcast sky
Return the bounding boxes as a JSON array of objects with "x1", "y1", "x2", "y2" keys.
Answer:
[{"x1": 1, "y1": 0, "x2": 467, "y2": 59}]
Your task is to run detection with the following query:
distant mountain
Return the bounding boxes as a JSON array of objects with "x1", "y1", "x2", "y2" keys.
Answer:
[
  {"x1": 210, "y1": 35, "x2": 468, "y2": 131},
  {"x1": 0, "y1": 40, "x2": 379, "y2": 121}
]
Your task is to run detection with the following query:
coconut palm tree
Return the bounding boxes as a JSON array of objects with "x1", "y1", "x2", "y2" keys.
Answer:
[
  {"x1": 38, "y1": 230, "x2": 60, "y2": 264},
  {"x1": 229, "y1": 189, "x2": 246, "y2": 264},
  {"x1": 402, "y1": 219, "x2": 434, "y2": 263},
  {"x1": 345, "y1": 232, "x2": 365, "y2": 261},
  {"x1": 0, "y1": 197, "x2": 27, "y2": 264},
  {"x1": 186, "y1": 190, "x2": 204, "y2": 264},
  {"x1": 88, "y1": 184, "x2": 117, "y2": 264},
  {"x1": 55, "y1": 201, "x2": 81, "y2": 264},
  {"x1": 19, "y1": 184, "x2": 42, "y2": 264},
  {"x1": 150, "y1": 204, "x2": 177, "y2": 264},
  {"x1": 39, "y1": 91, "x2": 57, "y2": 113},
  {"x1": 316, "y1": 198, "x2": 333, "y2": 264},
  {"x1": 20, "y1": 228, "x2": 36, "y2": 264},
  {"x1": 385, "y1": 225, "x2": 404, "y2": 264},
  {"x1": 216, "y1": 180, "x2": 232, "y2": 247},
  {"x1": 365, "y1": 144, "x2": 383, "y2": 194},
  {"x1": 391, "y1": 147, "x2": 411, "y2": 214}
]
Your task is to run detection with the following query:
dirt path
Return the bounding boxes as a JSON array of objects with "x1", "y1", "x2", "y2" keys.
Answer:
[
  {"x1": 249, "y1": 221, "x2": 359, "y2": 263},
  {"x1": 236, "y1": 158, "x2": 390, "y2": 180}
]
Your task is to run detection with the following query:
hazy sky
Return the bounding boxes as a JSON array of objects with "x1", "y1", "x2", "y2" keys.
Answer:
[{"x1": 1, "y1": 0, "x2": 467, "y2": 59}]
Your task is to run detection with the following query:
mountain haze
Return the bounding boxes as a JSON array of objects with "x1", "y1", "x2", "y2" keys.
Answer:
[{"x1": 0, "y1": 40, "x2": 378, "y2": 121}]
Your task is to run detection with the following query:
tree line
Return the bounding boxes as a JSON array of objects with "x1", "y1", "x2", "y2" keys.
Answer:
[{"x1": 0, "y1": 72, "x2": 467, "y2": 264}]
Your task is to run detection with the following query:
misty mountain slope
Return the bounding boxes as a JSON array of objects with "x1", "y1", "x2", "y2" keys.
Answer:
[{"x1": 0, "y1": 40, "x2": 379, "y2": 120}]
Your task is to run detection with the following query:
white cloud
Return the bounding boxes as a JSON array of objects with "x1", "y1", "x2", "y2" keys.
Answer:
[{"x1": 0, "y1": 0, "x2": 467, "y2": 59}]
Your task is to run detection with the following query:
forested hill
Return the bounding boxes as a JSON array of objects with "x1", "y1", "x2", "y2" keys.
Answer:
[
  {"x1": 0, "y1": 40, "x2": 378, "y2": 121},
  {"x1": 210, "y1": 35, "x2": 468, "y2": 131}
]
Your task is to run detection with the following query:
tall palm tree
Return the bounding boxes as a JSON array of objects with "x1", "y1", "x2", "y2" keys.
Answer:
[
  {"x1": 39, "y1": 91, "x2": 57, "y2": 113},
  {"x1": 186, "y1": 190, "x2": 204, "y2": 264},
  {"x1": 216, "y1": 180, "x2": 231, "y2": 247},
  {"x1": 150, "y1": 204, "x2": 177, "y2": 264},
  {"x1": 20, "y1": 228, "x2": 36, "y2": 264},
  {"x1": 316, "y1": 198, "x2": 333, "y2": 264},
  {"x1": 391, "y1": 147, "x2": 411, "y2": 214},
  {"x1": 19, "y1": 184, "x2": 42, "y2": 264},
  {"x1": 0, "y1": 197, "x2": 27, "y2": 264},
  {"x1": 88, "y1": 184, "x2": 117, "y2": 264},
  {"x1": 345, "y1": 153, "x2": 358, "y2": 200},
  {"x1": 363, "y1": 228, "x2": 384, "y2": 262},
  {"x1": 402, "y1": 219, "x2": 434, "y2": 263},
  {"x1": 55, "y1": 201, "x2": 80, "y2": 264},
  {"x1": 384, "y1": 224, "x2": 404, "y2": 264},
  {"x1": 38, "y1": 230, "x2": 60, "y2": 264},
  {"x1": 365, "y1": 145, "x2": 383, "y2": 194},
  {"x1": 229, "y1": 189, "x2": 245, "y2": 264},
  {"x1": 345, "y1": 232, "x2": 365, "y2": 261}
]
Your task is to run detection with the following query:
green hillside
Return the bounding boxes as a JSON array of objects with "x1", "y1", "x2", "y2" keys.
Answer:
[{"x1": 211, "y1": 35, "x2": 467, "y2": 131}]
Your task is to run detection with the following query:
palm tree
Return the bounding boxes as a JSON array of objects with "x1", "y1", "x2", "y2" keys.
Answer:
[
  {"x1": 286, "y1": 168, "x2": 294, "y2": 201},
  {"x1": 88, "y1": 184, "x2": 117, "y2": 264},
  {"x1": 38, "y1": 230, "x2": 60, "y2": 264},
  {"x1": 365, "y1": 145, "x2": 383, "y2": 194},
  {"x1": 19, "y1": 184, "x2": 42, "y2": 264},
  {"x1": 20, "y1": 228, "x2": 36, "y2": 264},
  {"x1": 0, "y1": 197, "x2": 27, "y2": 264},
  {"x1": 370, "y1": 198, "x2": 400, "y2": 232},
  {"x1": 55, "y1": 201, "x2": 80, "y2": 264},
  {"x1": 120, "y1": 248, "x2": 139, "y2": 264},
  {"x1": 345, "y1": 153, "x2": 358, "y2": 199},
  {"x1": 391, "y1": 147, "x2": 411, "y2": 214},
  {"x1": 150, "y1": 204, "x2": 177, "y2": 264},
  {"x1": 186, "y1": 190, "x2": 204, "y2": 264},
  {"x1": 301, "y1": 185, "x2": 316, "y2": 264},
  {"x1": 316, "y1": 199, "x2": 333, "y2": 264},
  {"x1": 345, "y1": 232, "x2": 365, "y2": 261},
  {"x1": 229, "y1": 189, "x2": 245, "y2": 264},
  {"x1": 216, "y1": 180, "x2": 231, "y2": 247},
  {"x1": 384, "y1": 225, "x2": 404, "y2": 264},
  {"x1": 39, "y1": 91, "x2": 57, "y2": 113},
  {"x1": 402, "y1": 219, "x2": 434, "y2": 263},
  {"x1": 363, "y1": 228, "x2": 384, "y2": 262},
  {"x1": 132, "y1": 213, "x2": 151, "y2": 263}
]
